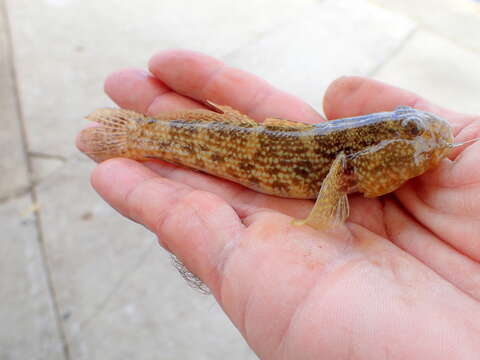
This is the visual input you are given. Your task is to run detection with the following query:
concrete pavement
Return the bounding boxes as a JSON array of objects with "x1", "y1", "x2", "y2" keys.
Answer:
[{"x1": 1, "y1": 0, "x2": 479, "y2": 358}]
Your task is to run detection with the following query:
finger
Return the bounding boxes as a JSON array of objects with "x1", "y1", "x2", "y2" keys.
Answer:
[
  {"x1": 104, "y1": 68, "x2": 204, "y2": 114},
  {"x1": 420, "y1": 141, "x2": 480, "y2": 188},
  {"x1": 148, "y1": 49, "x2": 324, "y2": 123},
  {"x1": 91, "y1": 158, "x2": 245, "y2": 294},
  {"x1": 323, "y1": 76, "x2": 474, "y2": 135},
  {"x1": 143, "y1": 160, "x2": 313, "y2": 219},
  {"x1": 394, "y1": 179, "x2": 480, "y2": 262},
  {"x1": 384, "y1": 198, "x2": 480, "y2": 301}
]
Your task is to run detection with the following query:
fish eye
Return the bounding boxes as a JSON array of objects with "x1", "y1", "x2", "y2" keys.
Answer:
[{"x1": 401, "y1": 116, "x2": 425, "y2": 136}]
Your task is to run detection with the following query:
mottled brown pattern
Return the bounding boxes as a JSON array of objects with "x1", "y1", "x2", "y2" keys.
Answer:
[{"x1": 82, "y1": 104, "x2": 454, "y2": 202}]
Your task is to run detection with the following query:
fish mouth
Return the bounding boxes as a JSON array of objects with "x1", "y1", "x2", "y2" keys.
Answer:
[{"x1": 419, "y1": 112, "x2": 454, "y2": 166}]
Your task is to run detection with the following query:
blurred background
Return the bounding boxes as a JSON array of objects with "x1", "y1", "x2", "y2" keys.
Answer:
[{"x1": 1, "y1": 0, "x2": 480, "y2": 359}]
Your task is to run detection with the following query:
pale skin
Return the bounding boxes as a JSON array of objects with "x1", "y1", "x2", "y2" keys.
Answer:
[{"x1": 77, "y1": 50, "x2": 480, "y2": 360}]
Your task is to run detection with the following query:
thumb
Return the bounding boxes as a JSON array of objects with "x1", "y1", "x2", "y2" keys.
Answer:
[{"x1": 322, "y1": 76, "x2": 466, "y2": 133}]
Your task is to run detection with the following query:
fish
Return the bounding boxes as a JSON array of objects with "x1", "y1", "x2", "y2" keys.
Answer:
[{"x1": 80, "y1": 101, "x2": 470, "y2": 230}]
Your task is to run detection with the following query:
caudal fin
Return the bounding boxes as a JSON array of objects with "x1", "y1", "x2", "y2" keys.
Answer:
[{"x1": 80, "y1": 108, "x2": 139, "y2": 162}]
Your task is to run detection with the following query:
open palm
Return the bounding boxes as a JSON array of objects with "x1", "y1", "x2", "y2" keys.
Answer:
[{"x1": 78, "y1": 50, "x2": 480, "y2": 360}]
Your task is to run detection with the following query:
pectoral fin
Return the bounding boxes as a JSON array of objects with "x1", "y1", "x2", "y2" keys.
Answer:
[{"x1": 293, "y1": 153, "x2": 350, "y2": 230}]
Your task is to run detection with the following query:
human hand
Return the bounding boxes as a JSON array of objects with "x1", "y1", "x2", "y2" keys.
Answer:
[{"x1": 77, "y1": 50, "x2": 480, "y2": 360}]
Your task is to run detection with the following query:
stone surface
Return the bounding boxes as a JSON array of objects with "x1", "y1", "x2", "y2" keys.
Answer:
[
  {"x1": 35, "y1": 159, "x2": 257, "y2": 360},
  {"x1": 30, "y1": 155, "x2": 66, "y2": 184},
  {"x1": 375, "y1": 30, "x2": 480, "y2": 114},
  {"x1": 0, "y1": 4, "x2": 29, "y2": 199},
  {"x1": 0, "y1": 194, "x2": 65, "y2": 360},
  {"x1": 5, "y1": 0, "x2": 316, "y2": 157},
  {"x1": 370, "y1": 0, "x2": 480, "y2": 52},
  {"x1": 225, "y1": 0, "x2": 416, "y2": 111}
]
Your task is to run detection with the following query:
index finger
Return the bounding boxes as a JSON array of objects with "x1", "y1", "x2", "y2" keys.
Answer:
[{"x1": 148, "y1": 49, "x2": 324, "y2": 123}]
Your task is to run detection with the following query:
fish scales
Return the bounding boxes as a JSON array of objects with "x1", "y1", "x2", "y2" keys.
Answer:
[{"x1": 81, "y1": 102, "x2": 455, "y2": 230}]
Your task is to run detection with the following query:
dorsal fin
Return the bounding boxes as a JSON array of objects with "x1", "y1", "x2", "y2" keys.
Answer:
[
  {"x1": 205, "y1": 100, "x2": 258, "y2": 127},
  {"x1": 263, "y1": 117, "x2": 313, "y2": 130}
]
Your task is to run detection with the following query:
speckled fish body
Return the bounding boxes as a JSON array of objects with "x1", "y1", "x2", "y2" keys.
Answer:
[{"x1": 81, "y1": 102, "x2": 454, "y2": 229}]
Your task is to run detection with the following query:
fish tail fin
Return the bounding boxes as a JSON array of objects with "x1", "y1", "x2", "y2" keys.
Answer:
[{"x1": 80, "y1": 108, "x2": 140, "y2": 162}]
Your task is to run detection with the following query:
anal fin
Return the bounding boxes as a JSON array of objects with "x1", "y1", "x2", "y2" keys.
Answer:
[{"x1": 293, "y1": 152, "x2": 350, "y2": 230}]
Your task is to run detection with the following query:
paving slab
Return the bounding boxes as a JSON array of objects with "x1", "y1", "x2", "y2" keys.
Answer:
[
  {"x1": 0, "y1": 4, "x2": 29, "y2": 199},
  {"x1": 370, "y1": 0, "x2": 480, "y2": 52},
  {"x1": 225, "y1": 0, "x2": 416, "y2": 112},
  {"x1": 35, "y1": 159, "x2": 256, "y2": 359},
  {"x1": 0, "y1": 194, "x2": 65, "y2": 360},
  {"x1": 5, "y1": 0, "x2": 316, "y2": 157},
  {"x1": 30, "y1": 155, "x2": 66, "y2": 184},
  {"x1": 375, "y1": 30, "x2": 480, "y2": 114}
]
